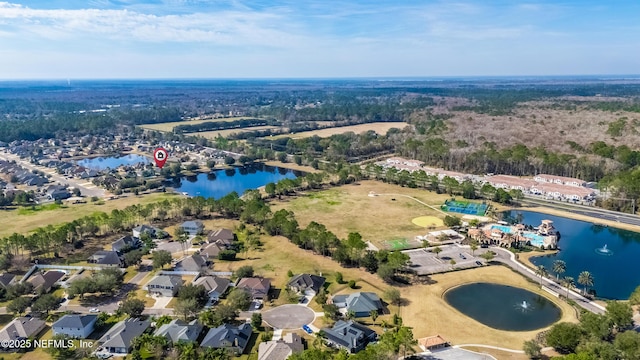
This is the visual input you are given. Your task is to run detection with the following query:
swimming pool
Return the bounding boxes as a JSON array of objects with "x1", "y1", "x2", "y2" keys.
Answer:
[
  {"x1": 490, "y1": 225, "x2": 514, "y2": 234},
  {"x1": 522, "y1": 233, "x2": 545, "y2": 247}
]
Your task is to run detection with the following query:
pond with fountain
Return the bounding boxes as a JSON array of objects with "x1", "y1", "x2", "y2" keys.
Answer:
[
  {"x1": 444, "y1": 283, "x2": 561, "y2": 331},
  {"x1": 505, "y1": 210, "x2": 640, "y2": 299}
]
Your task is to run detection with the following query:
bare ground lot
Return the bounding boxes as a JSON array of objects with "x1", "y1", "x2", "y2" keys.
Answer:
[
  {"x1": 271, "y1": 181, "x2": 451, "y2": 248},
  {"x1": 138, "y1": 116, "x2": 255, "y2": 132},
  {"x1": 270, "y1": 122, "x2": 410, "y2": 139},
  {"x1": 188, "y1": 125, "x2": 279, "y2": 139}
]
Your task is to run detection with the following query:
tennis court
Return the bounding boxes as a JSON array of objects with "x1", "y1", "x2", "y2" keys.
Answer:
[{"x1": 441, "y1": 200, "x2": 488, "y2": 216}]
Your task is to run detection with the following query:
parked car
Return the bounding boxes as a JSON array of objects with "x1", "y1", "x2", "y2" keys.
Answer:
[
  {"x1": 302, "y1": 325, "x2": 313, "y2": 334},
  {"x1": 476, "y1": 261, "x2": 483, "y2": 266},
  {"x1": 89, "y1": 308, "x2": 99, "y2": 313}
]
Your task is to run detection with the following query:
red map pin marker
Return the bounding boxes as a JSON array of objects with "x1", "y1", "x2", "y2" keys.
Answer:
[{"x1": 154, "y1": 147, "x2": 168, "y2": 169}]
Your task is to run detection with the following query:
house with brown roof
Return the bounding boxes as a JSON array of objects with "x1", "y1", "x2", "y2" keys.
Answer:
[
  {"x1": 236, "y1": 278, "x2": 271, "y2": 300},
  {"x1": 258, "y1": 333, "x2": 303, "y2": 360},
  {"x1": 175, "y1": 254, "x2": 209, "y2": 272},
  {"x1": 418, "y1": 335, "x2": 450, "y2": 351},
  {"x1": 0, "y1": 317, "x2": 46, "y2": 350},
  {"x1": 200, "y1": 242, "x2": 225, "y2": 259},
  {"x1": 207, "y1": 228, "x2": 235, "y2": 247},
  {"x1": 28, "y1": 270, "x2": 66, "y2": 294}
]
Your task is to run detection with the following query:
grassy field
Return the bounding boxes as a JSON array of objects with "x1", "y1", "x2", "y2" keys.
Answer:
[
  {"x1": 138, "y1": 116, "x2": 255, "y2": 132},
  {"x1": 401, "y1": 265, "x2": 579, "y2": 350},
  {"x1": 271, "y1": 181, "x2": 451, "y2": 248},
  {"x1": 270, "y1": 122, "x2": 410, "y2": 139},
  {"x1": 188, "y1": 126, "x2": 279, "y2": 139},
  {"x1": 0, "y1": 192, "x2": 178, "y2": 237}
]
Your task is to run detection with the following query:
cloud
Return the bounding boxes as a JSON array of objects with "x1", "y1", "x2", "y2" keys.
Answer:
[{"x1": 0, "y1": 2, "x2": 300, "y2": 46}]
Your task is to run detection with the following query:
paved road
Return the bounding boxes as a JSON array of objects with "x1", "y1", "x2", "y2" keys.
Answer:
[
  {"x1": 0, "y1": 151, "x2": 106, "y2": 198},
  {"x1": 521, "y1": 197, "x2": 640, "y2": 227},
  {"x1": 472, "y1": 245, "x2": 606, "y2": 314}
]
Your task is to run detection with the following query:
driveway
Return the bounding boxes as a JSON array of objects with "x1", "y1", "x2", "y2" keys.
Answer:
[
  {"x1": 152, "y1": 296, "x2": 173, "y2": 310},
  {"x1": 262, "y1": 304, "x2": 315, "y2": 329}
]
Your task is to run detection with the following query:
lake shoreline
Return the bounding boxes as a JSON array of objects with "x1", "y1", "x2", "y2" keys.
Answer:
[{"x1": 513, "y1": 205, "x2": 640, "y2": 233}]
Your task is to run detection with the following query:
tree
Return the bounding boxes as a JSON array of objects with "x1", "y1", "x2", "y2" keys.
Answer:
[
  {"x1": 370, "y1": 310, "x2": 378, "y2": 324},
  {"x1": 251, "y1": 312, "x2": 262, "y2": 330},
  {"x1": 432, "y1": 246, "x2": 442, "y2": 258},
  {"x1": 124, "y1": 249, "x2": 144, "y2": 267},
  {"x1": 523, "y1": 339, "x2": 542, "y2": 359},
  {"x1": 46, "y1": 334, "x2": 76, "y2": 359},
  {"x1": 580, "y1": 312, "x2": 612, "y2": 340},
  {"x1": 265, "y1": 182, "x2": 276, "y2": 197},
  {"x1": 348, "y1": 280, "x2": 356, "y2": 289},
  {"x1": 562, "y1": 276, "x2": 575, "y2": 299},
  {"x1": 384, "y1": 288, "x2": 402, "y2": 308},
  {"x1": 224, "y1": 156, "x2": 235, "y2": 165},
  {"x1": 174, "y1": 298, "x2": 199, "y2": 320},
  {"x1": 546, "y1": 322, "x2": 583, "y2": 354},
  {"x1": 31, "y1": 294, "x2": 61, "y2": 315},
  {"x1": 553, "y1": 260, "x2": 566, "y2": 280},
  {"x1": 227, "y1": 288, "x2": 252, "y2": 311},
  {"x1": 8, "y1": 296, "x2": 31, "y2": 315},
  {"x1": 335, "y1": 272, "x2": 344, "y2": 284},
  {"x1": 535, "y1": 265, "x2": 548, "y2": 288},
  {"x1": 377, "y1": 264, "x2": 395, "y2": 282},
  {"x1": 605, "y1": 301, "x2": 633, "y2": 331},
  {"x1": 470, "y1": 241, "x2": 478, "y2": 256},
  {"x1": 578, "y1": 271, "x2": 594, "y2": 295},
  {"x1": 480, "y1": 251, "x2": 495, "y2": 261},
  {"x1": 614, "y1": 331, "x2": 640, "y2": 360},
  {"x1": 629, "y1": 284, "x2": 640, "y2": 306},
  {"x1": 235, "y1": 265, "x2": 254, "y2": 279},
  {"x1": 152, "y1": 250, "x2": 172, "y2": 269},
  {"x1": 119, "y1": 298, "x2": 146, "y2": 318},
  {"x1": 450, "y1": 259, "x2": 456, "y2": 268},
  {"x1": 178, "y1": 284, "x2": 208, "y2": 308},
  {"x1": 443, "y1": 215, "x2": 461, "y2": 227}
]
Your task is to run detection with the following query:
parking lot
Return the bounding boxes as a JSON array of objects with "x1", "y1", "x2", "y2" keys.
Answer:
[{"x1": 405, "y1": 245, "x2": 486, "y2": 275}]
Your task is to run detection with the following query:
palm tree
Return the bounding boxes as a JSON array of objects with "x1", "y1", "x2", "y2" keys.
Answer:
[
  {"x1": 562, "y1": 276, "x2": 575, "y2": 299},
  {"x1": 346, "y1": 310, "x2": 356, "y2": 320},
  {"x1": 535, "y1": 265, "x2": 548, "y2": 288},
  {"x1": 578, "y1": 271, "x2": 594, "y2": 296},
  {"x1": 552, "y1": 260, "x2": 566, "y2": 280},
  {"x1": 370, "y1": 310, "x2": 378, "y2": 325},
  {"x1": 470, "y1": 241, "x2": 478, "y2": 256}
]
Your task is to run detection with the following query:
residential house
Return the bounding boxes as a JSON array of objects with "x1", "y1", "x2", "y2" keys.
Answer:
[
  {"x1": 132, "y1": 225, "x2": 159, "y2": 239},
  {"x1": 0, "y1": 273, "x2": 16, "y2": 288},
  {"x1": 200, "y1": 323, "x2": 252, "y2": 355},
  {"x1": 111, "y1": 235, "x2": 140, "y2": 254},
  {"x1": 88, "y1": 250, "x2": 124, "y2": 267},
  {"x1": 200, "y1": 242, "x2": 225, "y2": 260},
  {"x1": 175, "y1": 254, "x2": 209, "y2": 272},
  {"x1": 331, "y1": 292, "x2": 383, "y2": 318},
  {"x1": 418, "y1": 335, "x2": 450, "y2": 352},
  {"x1": 258, "y1": 333, "x2": 304, "y2": 360},
  {"x1": 180, "y1": 220, "x2": 204, "y2": 235},
  {"x1": 533, "y1": 174, "x2": 587, "y2": 187},
  {"x1": 97, "y1": 318, "x2": 151, "y2": 354},
  {"x1": 0, "y1": 317, "x2": 46, "y2": 349},
  {"x1": 287, "y1": 274, "x2": 326, "y2": 296},
  {"x1": 154, "y1": 319, "x2": 203, "y2": 344},
  {"x1": 207, "y1": 228, "x2": 235, "y2": 247},
  {"x1": 192, "y1": 276, "x2": 230, "y2": 303},
  {"x1": 146, "y1": 275, "x2": 183, "y2": 297},
  {"x1": 52, "y1": 314, "x2": 98, "y2": 339},
  {"x1": 323, "y1": 320, "x2": 377, "y2": 353},
  {"x1": 47, "y1": 185, "x2": 71, "y2": 201},
  {"x1": 236, "y1": 278, "x2": 271, "y2": 300},
  {"x1": 28, "y1": 270, "x2": 66, "y2": 294}
]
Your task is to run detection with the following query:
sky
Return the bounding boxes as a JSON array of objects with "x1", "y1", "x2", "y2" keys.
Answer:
[{"x1": 0, "y1": 0, "x2": 639, "y2": 79}]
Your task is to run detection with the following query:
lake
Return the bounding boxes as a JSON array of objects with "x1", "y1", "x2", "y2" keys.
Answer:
[
  {"x1": 167, "y1": 163, "x2": 301, "y2": 199},
  {"x1": 505, "y1": 210, "x2": 640, "y2": 299},
  {"x1": 77, "y1": 154, "x2": 150, "y2": 170},
  {"x1": 444, "y1": 283, "x2": 561, "y2": 331}
]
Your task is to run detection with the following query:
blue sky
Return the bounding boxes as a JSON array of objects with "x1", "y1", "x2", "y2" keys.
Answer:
[{"x1": 0, "y1": 0, "x2": 639, "y2": 79}]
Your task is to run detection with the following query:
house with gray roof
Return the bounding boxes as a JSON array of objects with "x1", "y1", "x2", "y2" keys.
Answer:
[
  {"x1": 111, "y1": 235, "x2": 140, "y2": 254},
  {"x1": 154, "y1": 319, "x2": 203, "y2": 344},
  {"x1": 258, "y1": 333, "x2": 303, "y2": 360},
  {"x1": 88, "y1": 250, "x2": 124, "y2": 267},
  {"x1": 146, "y1": 275, "x2": 184, "y2": 297},
  {"x1": 331, "y1": 292, "x2": 383, "y2": 318},
  {"x1": 0, "y1": 273, "x2": 16, "y2": 288},
  {"x1": 52, "y1": 314, "x2": 98, "y2": 339},
  {"x1": 199, "y1": 242, "x2": 225, "y2": 260},
  {"x1": 175, "y1": 254, "x2": 209, "y2": 272},
  {"x1": 201, "y1": 323, "x2": 252, "y2": 355},
  {"x1": 193, "y1": 276, "x2": 230, "y2": 303},
  {"x1": 97, "y1": 318, "x2": 151, "y2": 354},
  {"x1": 132, "y1": 225, "x2": 161, "y2": 239},
  {"x1": 287, "y1": 274, "x2": 326, "y2": 296},
  {"x1": 0, "y1": 317, "x2": 46, "y2": 350},
  {"x1": 323, "y1": 320, "x2": 377, "y2": 353},
  {"x1": 180, "y1": 220, "x2": 204, "y2": 235}
]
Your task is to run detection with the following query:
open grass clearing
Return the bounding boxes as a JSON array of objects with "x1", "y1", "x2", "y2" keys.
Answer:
[
  {"x1": 269, "y1": 122, "x2": 410, "y2": 139},
  {"x1": 188, "y1": 125, "x2": 279, "y2": 139},
  {"x1": 0, "y1": 192, "x2": 177, "y2": 237},
  {"x1": 138, "y1": 116, "x2": 256, "y2": 132},
  {"x1": 271, "y1": 181, "x2": 451, "y2": 248},
  {"x1": 400, "y1": 265, "x2": 578, "y2": 349}
]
